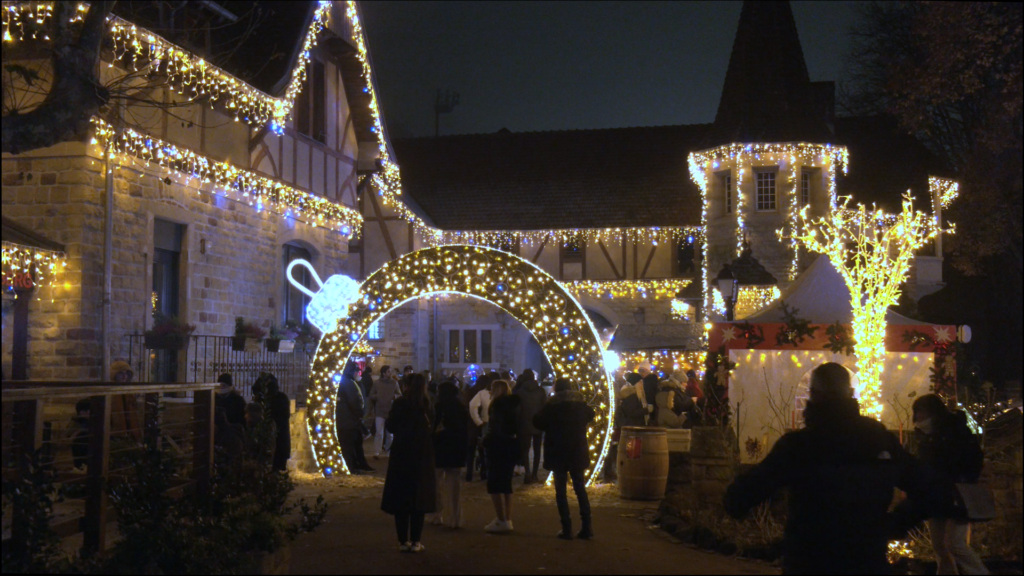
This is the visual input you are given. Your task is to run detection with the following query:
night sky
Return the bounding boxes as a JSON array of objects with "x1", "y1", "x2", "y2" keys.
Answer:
[{"x1": 359, "y1": 1, "x2": 862, "y2": 139}]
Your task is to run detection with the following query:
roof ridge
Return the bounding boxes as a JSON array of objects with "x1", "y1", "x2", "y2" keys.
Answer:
[{"x1": 394, "y1": 122, "x2": 711, "y2": 141}]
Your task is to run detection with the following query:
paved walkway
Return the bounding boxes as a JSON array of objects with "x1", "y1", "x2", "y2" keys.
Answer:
[{"x1": 287, "y1": 444, "x2": 777, "y2": 575}]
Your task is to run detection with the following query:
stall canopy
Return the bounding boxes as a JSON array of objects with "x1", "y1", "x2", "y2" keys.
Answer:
[{"x1": 746, "y1": 255, "x2": 929, "y2": 325}]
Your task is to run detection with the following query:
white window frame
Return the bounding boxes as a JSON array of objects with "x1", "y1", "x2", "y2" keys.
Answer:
[
  {"x1": 441, "y1": 324, "x2": 500, "y2": 371},
  {"x1": 366, "y1": 318, "x2": 385, "y2": 341},
  {"x1": 755, "y1": 170, "x2": 777, "y2": 211},
  {"x1": 722, "y1": 172, "x2": 733, "y2": 214}
]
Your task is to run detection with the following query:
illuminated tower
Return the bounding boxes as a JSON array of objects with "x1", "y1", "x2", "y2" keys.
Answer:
[{"x1": 690, "y1": 1, "x2": 847, "y2": 311}]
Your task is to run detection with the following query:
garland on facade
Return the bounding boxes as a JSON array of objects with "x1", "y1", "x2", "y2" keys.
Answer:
[
  {"x1": 823, "y1": 320, "x2": 856, "y2": 356},
  {"x1": 565, "y1": 278, "x2": 693, "y2": 301},
  {"x1": 92, "y1": 118, "x2": 362, "y2": 236},
  {"x1": 774, "y1": 303, "x2": 818, "y2": 347},
  {"x1": 1, "y1": 241, "x2": 66, "y2": 291},
  {"x1": 3, "y1": 1, "x2": 333, "y2": 133},
  {"x1": 902, "y1": 329, "x2": 958, "y2": 399}
]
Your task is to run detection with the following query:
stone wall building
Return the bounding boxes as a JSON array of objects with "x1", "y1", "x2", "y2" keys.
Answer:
[{"x1": 2, "y1": 2, "x2": 372, "y2": 388}]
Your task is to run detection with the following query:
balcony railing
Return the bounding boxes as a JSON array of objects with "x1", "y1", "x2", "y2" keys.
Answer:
[{"x1": 124, "y1": 334, "x2": 314, "y2": 406}]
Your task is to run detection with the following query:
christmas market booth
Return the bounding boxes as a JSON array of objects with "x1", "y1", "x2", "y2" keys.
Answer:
[{"x1": 708, "y1": 256, "x2": 959, "y2": 463}]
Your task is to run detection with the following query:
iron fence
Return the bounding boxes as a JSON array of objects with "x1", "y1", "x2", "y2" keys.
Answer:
[{"x1": 124, "y1": 334, "x2": 314, "y2": 405}]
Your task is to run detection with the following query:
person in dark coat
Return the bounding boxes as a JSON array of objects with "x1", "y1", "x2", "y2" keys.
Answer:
[
  {"x1": 337, "y1": 360, "x2": 374, "y2": 473},
  {"x1": 616, "y1": 382, "x2": 648, "y2": 429},
  {"x1": 483, "y1": 379, "x2": 520, "y2": 533},
  {"x1": 430, "y1": 381, "x2": 469, "y2": 529},
  {"x1": 216, "y1": 373, "x2": 247, "y2": 428},
  {"x1": 724, "y1": 362, "x2": 936, "y2": 575},
  {"x1": 533, "y1": 378, "x2": 596, "y2": 540},
  {"x1": 214, "y1": 406, "x2": 244, "y2": 467},
  {"x1": 263, "y1": 375, "x2": 292, "y2": 472},
  {"x1": 641, "y1": 371, "x2": 660, "y2": 423},
  {"x1": 359, "y1": 365, "x2": 375, "y2": 400},
  {"x1": 514, "y1": 370, "x2": 547, "y2": 484},
  {"x1": 381, "y1": 373, "x2": 437, "y2": 553},
  {"x1": 909, "y1": 394, "x2": 988, "y2": 575}
]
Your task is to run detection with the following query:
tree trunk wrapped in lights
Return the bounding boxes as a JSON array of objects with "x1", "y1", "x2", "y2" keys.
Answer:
[{"x1": 790, "y1": 194, "x2": 946, "y2": 419}]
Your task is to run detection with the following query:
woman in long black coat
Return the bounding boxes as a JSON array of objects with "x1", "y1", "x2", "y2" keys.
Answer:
[
  {"x1": 533, "y1": 378, "x2": 596, "y2": 540},
  {"x1": 430, "y1": 381, "x2": 469, "y2": 528},
  {"x1": 381, "y1": 374, "x2": 437, "y2": 553},
  {"x1": 483, "y1": 379, "x2": 521, "y2": 533}
]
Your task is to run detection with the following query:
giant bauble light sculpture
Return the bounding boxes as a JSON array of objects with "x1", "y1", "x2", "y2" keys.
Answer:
[{"x1": 290, "y1": 245, "x2": 615, "y2": 485}]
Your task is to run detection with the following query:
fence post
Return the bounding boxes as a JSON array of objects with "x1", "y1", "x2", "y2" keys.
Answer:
[
  {"x1": 192, "y1": 388, "x2": 214, "y2": 497},
  {"x1": 10, "y1": 398, "x2": 42, "y2": 552},
  {"x1": 83, "y1": 394, "x2": 110, "y2": 556},
  {"x1": 144, "y1": 392, "x2": 161, "y2": 450}
]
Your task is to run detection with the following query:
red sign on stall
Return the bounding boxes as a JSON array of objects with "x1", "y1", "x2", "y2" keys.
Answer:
[{"x1": 1, "y1": 271, "x2": 35, "y2": 290}]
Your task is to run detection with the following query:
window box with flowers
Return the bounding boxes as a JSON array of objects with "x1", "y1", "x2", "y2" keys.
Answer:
[{"x1": 233, "y1": 317, "x2": 267, "y2": 352}]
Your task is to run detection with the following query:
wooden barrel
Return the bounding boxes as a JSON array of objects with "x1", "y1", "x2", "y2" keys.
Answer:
[{"x1": 617, "y1": 427, "x2": 669, "y2": 500}]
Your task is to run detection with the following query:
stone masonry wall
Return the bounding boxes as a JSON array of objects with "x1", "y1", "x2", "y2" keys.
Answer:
[{"x1": 2, "y1": 145, "x2": 350, "y2": 381}]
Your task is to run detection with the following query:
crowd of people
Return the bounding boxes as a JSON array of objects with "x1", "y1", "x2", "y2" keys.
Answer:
[{"x1": 335, "y1": 361, "x2": 596, "y2": 553}]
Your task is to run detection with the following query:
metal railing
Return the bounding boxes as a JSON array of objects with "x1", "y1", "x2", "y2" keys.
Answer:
[
  {"x1": 124, "y1": 334, "x2": 314, "y2": 405},
  {"x1": 2, "y1": 381, "x2": 217, "y2": 555}
]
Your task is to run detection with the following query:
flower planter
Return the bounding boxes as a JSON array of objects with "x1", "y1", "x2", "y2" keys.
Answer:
[
  {"x1": 278, "y1": 340, "x2": 295, "y2": 354},
  {"x1": 144, "y1": 333, "x2": 189, "y2": 351},
  {"x1": 232, "y1": 335, "x2": 247, "y2": 351},
  {"x1": 265, "y1": 338, "x2": 281, "y2": 353}
]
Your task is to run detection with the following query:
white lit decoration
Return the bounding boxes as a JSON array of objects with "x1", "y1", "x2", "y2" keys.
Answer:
[
  {"x1": 286, "y1": 259, "x2": 362, "y2": 334},
  {"x1": 601, "y1": 349, "x2": 622, "y2": 374},
  {"x1": 791, "y1": 194, "x2": 946, "y2": 419},
  {"x1": 92, "y1": 118, "x2": 362, "y2": 236},
  {"x1": 304, "y1": 245, "x2": 614, "y2": 485},
  {"x1": 4, "y1": 1, "x2": 333, "y2": 133}
]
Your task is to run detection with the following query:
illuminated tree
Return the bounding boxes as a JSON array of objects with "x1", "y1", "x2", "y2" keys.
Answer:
[{"x1": 792, "y1": 194, "x2": 944, "y2": 418}]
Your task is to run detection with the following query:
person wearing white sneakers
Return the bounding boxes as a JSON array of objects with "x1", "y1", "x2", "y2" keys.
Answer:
[
  {"x1": 381, "y1": 374, "x2": 437, "y2": 553},
  {"x1": 483, "y1": 379, "x2": 521, "y2": 534}
]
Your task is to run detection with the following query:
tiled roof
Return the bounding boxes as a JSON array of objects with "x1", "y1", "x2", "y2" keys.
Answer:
[
  {"x1": 392, "y1": 115, "x2": 948, "y2": 231},
  {"x1": 392, "y1": 125, "x2": 708, "y2": 230},
  {"x1": 703, "y1": 1, "x2": 834, "y2": 148}
]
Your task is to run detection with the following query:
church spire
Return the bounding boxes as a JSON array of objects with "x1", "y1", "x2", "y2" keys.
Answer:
[{"x1": 704, "y1": 1, "x2": 834, "y2": 148}]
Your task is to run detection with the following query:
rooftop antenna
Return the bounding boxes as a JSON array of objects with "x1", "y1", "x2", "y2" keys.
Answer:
[{"x1": 435, "y1": 89, "x2": 460, "y2": 137}]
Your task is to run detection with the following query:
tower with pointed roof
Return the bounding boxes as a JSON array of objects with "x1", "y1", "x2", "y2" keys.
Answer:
[{"x1": 691, "y1": 0, "x2": 846, "y2": 309}]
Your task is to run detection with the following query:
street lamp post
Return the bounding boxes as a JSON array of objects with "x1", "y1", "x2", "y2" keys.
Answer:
[{"x1": 716, "y1": 264, "x2": 738, "y2": 321}]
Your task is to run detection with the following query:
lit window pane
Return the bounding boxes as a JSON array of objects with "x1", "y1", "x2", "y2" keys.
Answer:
[
  {"x1": 756, "y1": 172, "x2": 776, "y2": 211},
  {"x1": 367, "y1": 319, "x2": 384, "y2": 341},
  {"x1": 463, "y1": 330, "x2": 477, "y2": 364},
  {"x1": 449, "y1": 330, "x2": 460, "y2": 363}
]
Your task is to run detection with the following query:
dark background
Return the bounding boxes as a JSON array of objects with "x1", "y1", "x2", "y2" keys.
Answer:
[{"x1": 359, "y1": 1, "x2": 861, "y2": 138}]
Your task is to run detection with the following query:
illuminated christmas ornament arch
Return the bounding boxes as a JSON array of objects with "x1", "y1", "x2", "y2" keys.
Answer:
[{"x1": 302, "y1": 245, "x2": 614, "y2": 485}]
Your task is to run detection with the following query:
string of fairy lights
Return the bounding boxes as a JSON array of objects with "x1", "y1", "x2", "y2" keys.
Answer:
[
  {"x1": 929, "y1": 176, "x2": 959, "y2": 210},
  {"x1": 3, "y1": 1, "x2": 333, "y2": 133},
  {"x1": 791, "y1": 194, "x2": 947, "y2": 419},
  {"x1": 91, "y1": 118, "x2": 362, "y2": 236},
  {"x1": 2, "y1": 241, "x2": 66, "y2": 292},
  {"x1": 689, "y1": 142, "x2": 849, "y2": 293},
  {"x1": 305, "y1": 245, "x2": 614, "y2": 485},
  {"x1": 565, "y1": 278, "x2": 693, "y2": 301}
]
